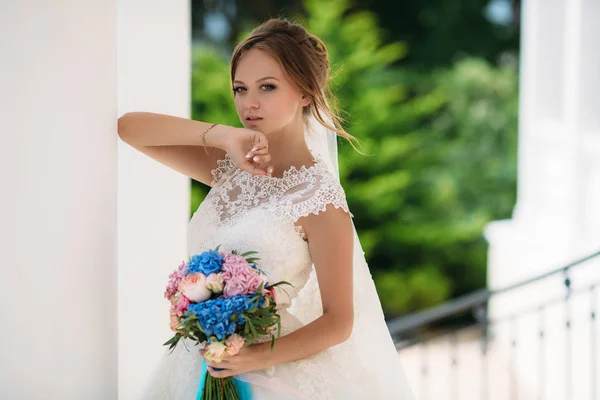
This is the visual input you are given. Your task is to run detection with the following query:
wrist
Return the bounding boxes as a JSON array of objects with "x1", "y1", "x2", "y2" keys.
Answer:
[
  {"x1": 204, "y1": 124, "x2": 232, "y2": 151},
  {"x1": 254, "y1": 341, "x2": 276, "y2": 369}
]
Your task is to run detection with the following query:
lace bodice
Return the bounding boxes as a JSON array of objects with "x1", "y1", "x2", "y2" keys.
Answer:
[{"x1": 187, "y1": 152, "x2": 353, "y2": 311}]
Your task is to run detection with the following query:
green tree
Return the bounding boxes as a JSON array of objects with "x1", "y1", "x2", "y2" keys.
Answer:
[
  {"x1": 192, "y1": 0, "x2": 520, "y2": 68},
  {"x1": 190, "y1": 0, "x2": 518, "y2": 317}
]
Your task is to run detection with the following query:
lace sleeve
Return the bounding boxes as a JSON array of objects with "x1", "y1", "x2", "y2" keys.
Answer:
[
  {"x1": 283, "y1": 172, "x2": 354, "y2": 222},
  {"x1": 209, "y1": 154, "x2": 235, "y2": 186}
]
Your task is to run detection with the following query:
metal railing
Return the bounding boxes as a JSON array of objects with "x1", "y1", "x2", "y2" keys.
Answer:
[{"x1": 387, "y1": 249, "x2": 600, "y2": 400}]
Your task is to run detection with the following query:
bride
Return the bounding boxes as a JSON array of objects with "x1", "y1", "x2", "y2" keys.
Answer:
[{"x1": 118, "y1": 18, "x2": 414, "y2": 400}]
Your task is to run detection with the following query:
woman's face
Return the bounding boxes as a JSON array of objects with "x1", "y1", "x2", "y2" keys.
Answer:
[{"x1": 232, "y1": 48, "x2": 309, "y2": 134}]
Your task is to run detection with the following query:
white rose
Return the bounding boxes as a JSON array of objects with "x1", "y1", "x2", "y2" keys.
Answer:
[
  {"x1": 205, "y1": 272, "x2": 225, "y2": 293},
  {"x1": 203, "y1": 340, "x2": 228, "y2": 363}
]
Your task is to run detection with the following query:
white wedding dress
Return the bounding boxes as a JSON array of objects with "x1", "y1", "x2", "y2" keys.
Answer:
[{"x1": 140, "y1": 119, "x2": 414, "y2": 399}]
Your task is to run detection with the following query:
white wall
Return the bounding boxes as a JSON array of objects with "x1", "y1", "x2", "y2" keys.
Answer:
[
  {"x1": 0, "y1": 1, "x2": 191, "y2": 398},
  {"x1": 0, "y1": 1, "x2": 118, "y2": 398},
  {"x1": 117, "y1": 1, "x2": 191, "y2": 399},
  {"x1": 485, "y1": 0, "x2": 600, "y2": 398}
]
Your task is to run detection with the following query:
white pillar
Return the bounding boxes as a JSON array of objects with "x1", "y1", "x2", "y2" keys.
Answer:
[
  {"x1": 485, "y1": 0, "x2": 600, "y2": 398},
  {"x1": 0, "y1": 1, "x2": 118, "y2": 398},
  {"x1": 117, "y1": 1, "x2": 191, "y2": 399}
]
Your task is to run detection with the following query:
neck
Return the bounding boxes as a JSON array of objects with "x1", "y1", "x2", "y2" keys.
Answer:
[{"x1": 263, "y1": 115, "x2": 315, "y2": 178}]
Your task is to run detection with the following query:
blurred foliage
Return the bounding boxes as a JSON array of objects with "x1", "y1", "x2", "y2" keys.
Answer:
[
  {"x1": 190, "y1": 0, "x2": 518, "y2": 318},
  {"x1": 192, "y1": 0, "x2": 520, "y2": 68}
]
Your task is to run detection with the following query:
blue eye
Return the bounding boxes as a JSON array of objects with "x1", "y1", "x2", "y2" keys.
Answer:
[{"x1": 232, "y1": 84, "x2": 276, "y2": 94}]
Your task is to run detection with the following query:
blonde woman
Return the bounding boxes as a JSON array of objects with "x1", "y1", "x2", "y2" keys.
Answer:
[{"x1": 119, "y1": 18, "x2": 414, "y2": 400}]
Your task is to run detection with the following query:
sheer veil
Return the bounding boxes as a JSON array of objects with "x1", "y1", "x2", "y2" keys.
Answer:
[{"x1": 288, "y1": 111, "x2": 415, "y2": 399}]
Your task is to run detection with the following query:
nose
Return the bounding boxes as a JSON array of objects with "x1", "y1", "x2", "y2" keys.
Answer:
[{"x1": 244, "y1": 90, "x2": 260, "y2": 111}]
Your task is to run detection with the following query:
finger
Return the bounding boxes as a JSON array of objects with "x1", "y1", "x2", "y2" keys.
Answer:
[
  {"x1": 211, "y1": 359, "x2": 232, "y2": 368},
  {"x1": 248, "y1": 147, "x2": 270, "y2": 156},
  {"x1": 251, "y1": 142, "x2": 269, "y2": 153},
  {"x1": 251, "y1": 154, "x2": 272, "y2": 165},
  {"x1": 252, "y1": 135, "x2": 268, "y2": 151}
]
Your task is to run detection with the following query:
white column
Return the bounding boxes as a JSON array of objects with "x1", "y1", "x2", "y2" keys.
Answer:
[
  {"x1": 485, "y1": 0, "x2": 600, "y2": 398},
  {"x1": 117, "y1": 1, "x2": 191, "y2": 399},
  {"x1": 0, "y1": 1, "x2": 118, "y2": 399}
]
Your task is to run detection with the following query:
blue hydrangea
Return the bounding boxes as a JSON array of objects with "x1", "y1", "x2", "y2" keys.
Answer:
[
  {"x1": 186, "y1": 250, "x2": 223, "y2": 276},
  {"x1": 185, "y1": 295, "x2": 263, "y2": 340}
]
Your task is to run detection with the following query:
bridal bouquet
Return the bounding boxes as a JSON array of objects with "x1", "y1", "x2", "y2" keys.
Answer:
[{"x1": 163, "y1": 246, "x2": 291, "y2": 400}]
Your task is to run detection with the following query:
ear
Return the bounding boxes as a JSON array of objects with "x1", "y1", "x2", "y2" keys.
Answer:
[{"x1": 300, "y1": 94, "x2": 310, "y2": 107}]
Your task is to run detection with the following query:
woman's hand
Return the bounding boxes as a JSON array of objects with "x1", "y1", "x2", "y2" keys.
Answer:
[
  {"x1": 202, "y1": 342, "x2": 272, "y2": 378},
  {"x1": 224, "y1": 127, "x2": 274, "y2": 176}
]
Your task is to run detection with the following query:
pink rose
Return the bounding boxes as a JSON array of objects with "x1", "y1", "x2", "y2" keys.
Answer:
[
  {"x1": 203, "y1": 340, "x2": 228, "y2": 363},
  {"x1": 205, "y1": 272, "x2": 225, "y2": 293},
  {"x1": 178, "y1": 273, "x2": 212, "y2": 302},
  {"x1": 169, "y1": 307, "x2": 183, "y2": 333},
  {"x1": 174, "y1": 294, "x2": 190, "y2": 315},
  {"x1": 265, "y1": 286, "x2": 276, "y2": 302},
  {"x1": 224, "y1": 333, "x2": 245, "y2": 357}
]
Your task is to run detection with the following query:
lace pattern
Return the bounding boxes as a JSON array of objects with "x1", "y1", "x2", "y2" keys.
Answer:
[
  {"x1": 209, "y1": 155, "x2": 235, "y2": 187},
  {"x1": 208, "y1": 153, "x2": 353, "y2": 227}
]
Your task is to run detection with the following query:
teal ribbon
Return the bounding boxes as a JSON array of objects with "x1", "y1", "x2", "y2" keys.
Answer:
[{"x1": 196, "y1": 359, "x2": 253, "y2": 399}]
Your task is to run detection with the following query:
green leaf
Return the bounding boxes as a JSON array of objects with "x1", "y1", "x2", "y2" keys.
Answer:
[{"x1": 269, "y1": 280, "x2": 293, "y2": 288}]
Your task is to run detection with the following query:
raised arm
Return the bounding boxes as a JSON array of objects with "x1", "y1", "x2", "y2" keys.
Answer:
[{"x1": 117, "y1": 112, "x2": 274, "y2": 186}]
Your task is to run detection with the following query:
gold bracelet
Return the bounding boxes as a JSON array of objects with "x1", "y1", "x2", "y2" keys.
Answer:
[{"x1": 201, "y1": 123, "x2": 218, "y2": 155}]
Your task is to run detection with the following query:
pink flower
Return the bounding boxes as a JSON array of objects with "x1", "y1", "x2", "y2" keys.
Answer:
[
  {"x1": 221, "y1": 256, "x2": 262, "y2": 298},
  {"x1": 178, "y1": 273, "x2": 212, "y2": 302},
  {"x1": 223, "y1": 254, "x2": 249, "y2": 269},
  {"x1": 174, "y1": 294, "x2": 190, "y2": 315},
  {"x1": 266, "y1": 286, "x2": 276, "y2": 302},
  {"x1": 224, "y1": 333, "x2": 245, "y2": 356},
  {"x1": 198, "y1": 340, "x2": 209, "y2": 354},
  {"x1": 203, "y1": 340, "x2": 228, "y2": 362},
  {"x1": 169, "y1": 291, "x2": 181, "y2": 306},
  {"x1": 169, "y1": 307, "x2": 183, "y2": 333},
  {"x1": 165, "y1": 260, "x2": 187, "y2": 299}
]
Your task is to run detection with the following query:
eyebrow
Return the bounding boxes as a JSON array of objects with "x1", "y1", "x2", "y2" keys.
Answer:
[{"x1": 232, "y1": 76, "x2": 280, "y2": 85}]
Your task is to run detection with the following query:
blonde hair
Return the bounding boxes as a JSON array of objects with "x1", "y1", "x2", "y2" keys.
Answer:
[{"x1": 230, "y1": 18, "x2": 361, "y2": 151}]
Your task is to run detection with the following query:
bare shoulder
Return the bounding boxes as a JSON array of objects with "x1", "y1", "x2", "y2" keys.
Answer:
[{"x1": 296, "y1": 202, "x2": 353, "y2": 243}]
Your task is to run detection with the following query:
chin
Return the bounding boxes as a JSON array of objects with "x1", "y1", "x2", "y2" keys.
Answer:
[
  {"x1": 255, "y1": 125, "x2": 275, "y2": 135},
  {"x1": 242, "y1": 120, "x2": 266, "y2": 130}
]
